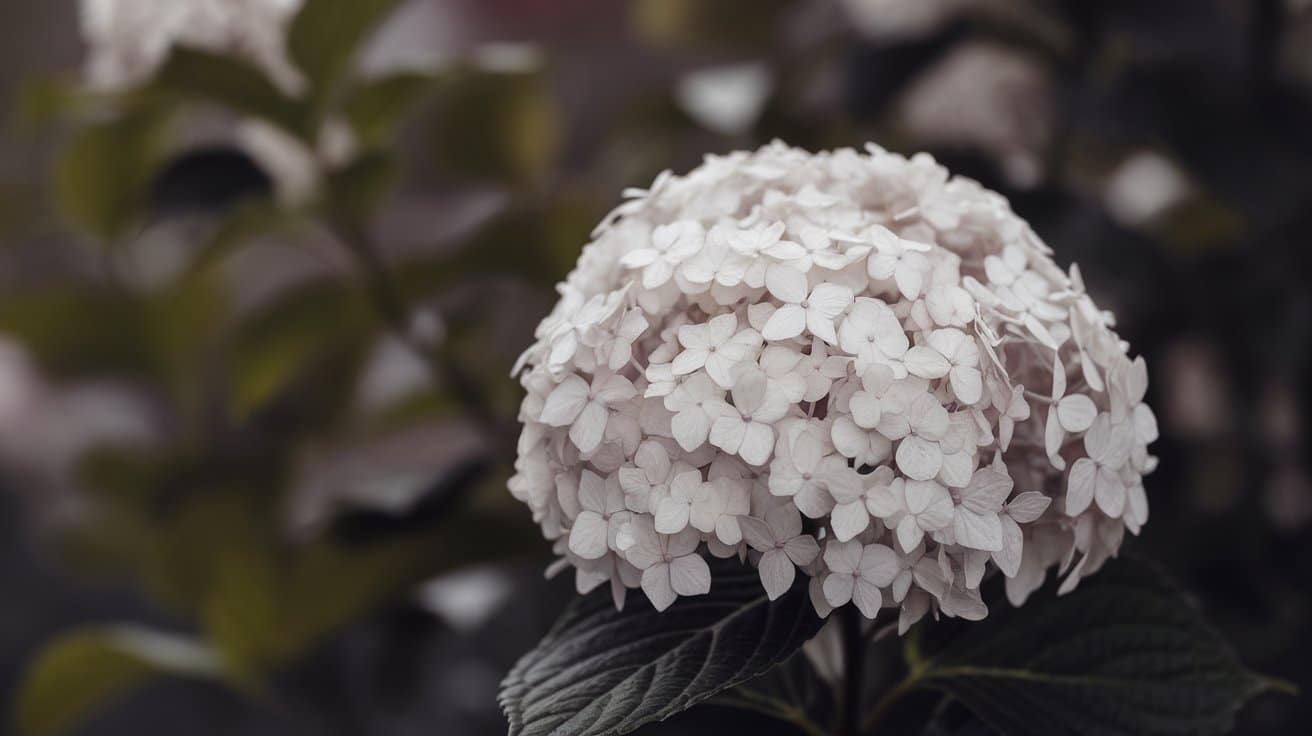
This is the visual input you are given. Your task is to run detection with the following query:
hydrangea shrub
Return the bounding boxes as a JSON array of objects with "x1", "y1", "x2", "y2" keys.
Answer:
[{"x1": 510, "y1": 142, "x2": 1157, "y2": 631}]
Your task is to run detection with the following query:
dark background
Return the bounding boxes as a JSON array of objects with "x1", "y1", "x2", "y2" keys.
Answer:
[{"x1": 0, "y1": 1, "x2": 1309, "y2": 734}]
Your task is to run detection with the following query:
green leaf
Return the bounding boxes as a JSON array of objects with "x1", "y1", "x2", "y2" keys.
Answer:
[
  {"x1": 713, "y1": 652, "x2": 836, "y2": 736},
  {"x1": 428, "y1": 68, "x2": 561, "y2": 184},
  {"x1": 0, "y1": 289, "x2": 153, "y2": 377},
  {"x1": 227, "y1": 280, "x2": 372, "y2": 417},
  {"x1": 324, "y1": 150, "x2": 398, "y2": 225},
  {"x1": 890, "y1": 558, "x2": 1283, "y2": 736},
  {"x1": 499, "y1": 559, "x2": 825, "y2": 736},
  {"x1": 342, "y1": 72, "x2": 439, "y2": 146},
  {"x1": 54, "y1": 110, "x2": 168, "y2": 240},
  {"x1": 288, "y1": 0, "x2": 401, "y2": 94},
  {"x1": 153, "y1": 47, "x2": 314, "y2": 139},
  {"x1": 17, "y1": 626, "x2": 219, "y2": 736}
]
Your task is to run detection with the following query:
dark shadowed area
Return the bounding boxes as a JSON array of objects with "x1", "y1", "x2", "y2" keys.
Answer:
[{"x1": 0, "y1": 1, "x2": 1308, "y2": 734}]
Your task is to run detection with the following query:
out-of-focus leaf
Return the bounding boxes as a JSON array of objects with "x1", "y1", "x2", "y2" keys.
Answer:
[
  {"x1": 630, "y1": 0, "x2": 792, "y2": 49},
  {"x1": 227, "y1": 281, "x2": 373, "y2": 417},
  {"x1": 713, "y1": 652, "x2": 836, "y2": 736},
  {"x1": 342, "y1": 72, "x2": 440, "y2": 146},
  {"x1": 288, "y1": 0, "x2": 401, "y2": 94},
  {"x1": 325, "y1": 150, "x2": 398, "y2": 225},
  {"x1": 500, "y1": 559, "x2": 825, "y2": 736},
  {"x1": 17, "y1": 626, "x2": 219, "y2": 736},
  {"x1": 429, "y1": 68, "x2": 561, "y2": 184},
  {"x1": 898, "y1": 558, "x2": 1285, "y2": 736},
  {"x1": 13, "y1": 76, "x2": 92, "y2": 129},
  {"x1": 400, "y1": 196, "x2": 602, "y2": 296},
  {"x1": 153, "y1": 47, "x2": 314, "y2": 139},
  {"x1": 182, "y1": 200, "x2": 295, "y2": 280},
  {"x1": 54, "y1": 109, "x2": 168, "y2": 241},
  {"x1": 150, "y1": 146, "x2": 273, "y2": 219},
  {"x1": 0, "y1": 289, "x2": 153, "y2": 377}
]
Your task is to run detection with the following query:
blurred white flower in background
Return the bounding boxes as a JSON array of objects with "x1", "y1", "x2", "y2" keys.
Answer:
[
  {"x1": 0, "y1": 337, "x2": 160, "y2": 522},
  {"x1": 675, "y1": 62, "x2": 774, "y2": 137},
  {"x1": 899, "y1": 42, "x2": 1053, "y2": 189},
  {"x1": 1102, "y1": 151, "x2": 1193, "y2": 227},
  {"x1": 509, "y1": 141, "x2": 1157, "y2": 623},
  {"x1": 79, "y1": 0, "x2": 306, "y2": 93},
  {"x1": 837, "y1": 0, "x2": 970, "y2": 40}
]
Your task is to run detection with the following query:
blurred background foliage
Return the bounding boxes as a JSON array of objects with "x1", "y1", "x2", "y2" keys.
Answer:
[{"x1": 0, "y1": 0, "x2": 1309, "y2": 734}]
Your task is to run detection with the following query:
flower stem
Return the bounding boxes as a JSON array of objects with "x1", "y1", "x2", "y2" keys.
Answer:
[{"x1": 332, "y1": 221, "x2": 514, "y2": 458}]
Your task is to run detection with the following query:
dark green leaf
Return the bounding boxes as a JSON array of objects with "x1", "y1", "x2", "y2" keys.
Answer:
[
  {"x1": 342, "y1": 72, "x2": 439, "y2": 145},
  {"x1": 153, "y1": 47, "x2": 314, "y2": 139},
  {"x1": 499, "y1": 559, "x2": 825, "y2": 736},
  {"x1": 17, "y1": 626, "x2": 219, "y2": 736},
  {"x1": 288, "y1": 0, "x2": 401, "y2": 93},
  {"x1": 900, "y1": 558, "x2": 1282, "y2": 736},
  {"x1": 428, "y1": 68, "x2": 560, "y2": 183},
  {"x1": 325, "y1": 150, "x2": 398, "y2": 225},
  {"x1": 227, "y1": 280, "x2": 372, "y2": 417},
  {"x1": 54, "y1": 110, "x2": 168, "y2": 240},
  {"x1": 713, "y1": 652, "x2": 836, "y2": 736}
]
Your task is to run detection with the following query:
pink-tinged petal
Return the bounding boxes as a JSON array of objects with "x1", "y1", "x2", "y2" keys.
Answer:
[
  {"x1": 805, "y1": 309, "x2": 840, "y2": 345},
  {"x1": 917, "y1": 491, "x2": 956, "y2": 532},
  {"x1": 762, "y1": 304, "x2": 807, "y2": 341},
  {"x1": 849, "y1": 391, "x2": 882, "y2": 429},
  {"x1": 784, "y1": 535, "x2": 820, "y2": 566},
  {"x1": 671, "y1": 348, "x2": 708, "y2": 376},
  {"x1": 758, "y1": 549, "x2": 796, "y2": 600},
  {"x1": 896, "y1": 516, "x2": 925, "y2": 553},
  {"x1": 654, "y1": 497, "x2": 691, "y2": 534},
  {"x1": 1044, "y1": 408, "x2": 1067, "y2": 471},
  {"x1": 668, "y1": 527, "x2": 703, "y2": 557},
  {"x1": 994, "y1": 516, "x2": 1023, "y2": 577},
  {"x1": 809, "y1": 283, "x2": 854, "y2": 317},
  {"x1": 962, "y1": 468, "x2": 1012, "y2": 513},
  {"x1": 1094, "y1": 467, "x2": 1127, "y2": 517},
  {"x1": 896, "y1": 436, "x2": 943, "y2": 481},
  {"x1": 823, "y1": 539, "x2": 863, "y2": 574},
  {"x1": 950, "y1": 366, "x2": 983, "y2": 405},
  {"x1": 852, "y1": 579, "x2": 883, "y2": 618},
  {"x1": 594, "y1": 374, "x2": 637, "y2": 403},
  {"x1": 672, "y1": 409, "x2": 712, "y2": 451},
  {"x1": 1065, "y1": 458, "x2": 1096, "y2": 515},
  {"x1": 709, "y1": 416, "x2": 746, "y2": 454},
  {"x1": 822, "y1": 573, "x2": 855, "y2": 608},
  {"x1": 953, "y1": 508, "x2": 1004, "y2": 552},
  {"x1": 904, "y1": 346, "x2": 950, "y2": 379},
  {"x1": 569, "y1": 401, "x2": 608, "y2": 453},
  {"x1": 670, "y1": 554, "x2": 712, "y2": 597},
  {"x1": 1057, "y1": 393, "x2": 1097, "y2": 432},
  {"x1": 859, "y1": 544, "x2": 899, "y2": 587},
  {"x1": 620, "y1": 247, "x2": 659, "y2": 268},
  {"x1": 830, "y1": 500, "x2": 870, "y2": 542},
  {"x1": 569, "y1": 512, "x2": 611, "y2": 559},
  {"x1": 641, "y1": 565, "x2": 677, "y2": 611},
  {"x1": 739, "y1": 422, "x2": 776, "y2": 466},
  {"x1": 578, "y1": 470, "x2": 608, "y2": 512},
  {"x1": 794, "y1": 484, "x2": 836, "y2": 518},
  {"x1": 765, "y1": 264, "x2": 810, "y2": 304},
  {"x1": 1005, "y1": 491, "x2": 1051, "y2": 523},
  {"x1": 539, "y1": 375, "x2": 590, "y2": 426},
  {"x1": 738, "y1": 515, "x2": 775, "y2": 552},
  {"x1": 766, "y1": 503, "x2": 803, "y2": 540}
]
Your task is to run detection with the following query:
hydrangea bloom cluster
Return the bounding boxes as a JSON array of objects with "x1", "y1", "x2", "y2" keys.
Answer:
[
  {"x1": 79, "y1": 0, "x2": 304, "y2": 92},
  {"x1": 510, "y1": 142, "x2": 1157, "y2": 631}
]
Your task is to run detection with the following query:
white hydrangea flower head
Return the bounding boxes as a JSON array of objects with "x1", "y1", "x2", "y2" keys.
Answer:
[
  {"x1": 79, "y1": 0, "x2": 305, "y2": 93},
  {"x1": 510, "y1": 142, "x2": 1157, "y2": 626}
]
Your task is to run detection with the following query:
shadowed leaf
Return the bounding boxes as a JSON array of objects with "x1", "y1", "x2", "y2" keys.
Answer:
[{"x1": 500, "y1": 559, "x2": 824, "y2": 736}]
